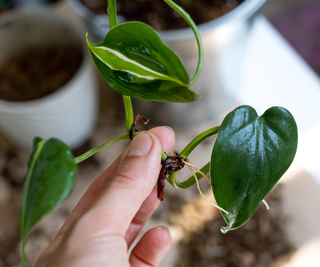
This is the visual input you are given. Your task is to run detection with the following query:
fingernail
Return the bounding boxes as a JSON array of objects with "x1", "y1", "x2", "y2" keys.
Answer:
[
  {"x1": 156, "y1": 226, "x2": 172, "y2": 241},
  {"x1": 158, "y1": 225, "x2": 170, "y2": 233},
  {"x1": 128, "y1": 132, "x2": 152, "y2": 157},
  {"x1": 165, "y1": 126, "x2": 175, "y2": 137}
]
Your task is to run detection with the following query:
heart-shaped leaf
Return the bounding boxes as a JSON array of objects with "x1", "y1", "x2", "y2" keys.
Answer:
[
  {"x1": 86, "y1": 22, "x2": 199, "y2": 103},
  {"x1": 20, "y1": 137, "x2": 76, "y2": 265},
  {"x1": 210, "y1": 106, "x2": 298, "y2": 232}
]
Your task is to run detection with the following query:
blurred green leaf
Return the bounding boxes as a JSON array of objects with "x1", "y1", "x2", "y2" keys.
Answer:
[
  {"x1": 211, "y1": 106, "x2": 298, "y2": 232},
  {"x1": 20, "y1": 138, "x2": 76, "y2": 264},
  {"x1": 86, "y1": 22, "x2": 199, "y2": 103}
]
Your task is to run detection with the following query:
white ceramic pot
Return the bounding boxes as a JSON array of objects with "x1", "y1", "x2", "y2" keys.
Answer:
[{"x1": 0, "y1": 8, "x2": 98, "y2": 150}]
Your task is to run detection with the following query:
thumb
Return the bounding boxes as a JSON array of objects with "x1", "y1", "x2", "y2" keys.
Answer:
[{"x1": 79, "y1": 131, "x2": 162, "y2": 237}]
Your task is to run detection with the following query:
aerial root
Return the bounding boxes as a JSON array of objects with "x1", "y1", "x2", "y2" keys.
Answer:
[
  {"x1": 182, "y1": 158, "x2": 228, "y2": 215},
  {"x1": 182, "y1": 159, "x2": 211, "y2": 185},
  {"x1": 262, "y1": 199, "x2": 270, "y2": 210}
]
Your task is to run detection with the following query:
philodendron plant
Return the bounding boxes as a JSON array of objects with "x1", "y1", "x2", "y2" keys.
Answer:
[{"x1": 19, "y1": 0, "x2": 298, "y2": 265}]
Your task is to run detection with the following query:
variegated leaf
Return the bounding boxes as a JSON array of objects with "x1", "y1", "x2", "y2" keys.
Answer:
[{"x1": 86, "y1": 22, "x2": 199, "y2": 103}]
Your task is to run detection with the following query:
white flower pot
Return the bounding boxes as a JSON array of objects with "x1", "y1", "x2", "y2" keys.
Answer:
[{"x1": 0, "y1": 8, "x2": 99, "y2": 150}]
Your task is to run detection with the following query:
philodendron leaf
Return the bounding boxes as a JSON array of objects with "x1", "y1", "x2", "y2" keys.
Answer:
[
  {"x1": 210, "y1": 106, "x2": 298, "y2": 232},
  {"x1": 20, "y1": 137, "x2": 76, "y2": 265},
  {"x1": 86, "y1": 22, "x2": 199, "y2": 103}
]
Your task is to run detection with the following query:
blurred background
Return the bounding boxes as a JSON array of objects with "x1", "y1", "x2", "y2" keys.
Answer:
[{"x1": 0, "y1": 0, "x2": 320, "y2": 266}]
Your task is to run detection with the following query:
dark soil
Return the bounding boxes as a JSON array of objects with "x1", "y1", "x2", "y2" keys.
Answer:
[
  {"x1": 0, "y1": 47, "x2": 82, "y2": 102},
  {"x1": 80, "y1": 0, "x2": 245, "y2": 30},
  {"x1": 176, "y1": 186, "x2": 294, "y2": 267}
]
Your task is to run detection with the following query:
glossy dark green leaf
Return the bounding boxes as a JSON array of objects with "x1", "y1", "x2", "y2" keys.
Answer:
[
  {"x1": 86, "y1": 22, "x2": 199, "y2": 103},
  {"x1": 210, "y1": 106, "x2": 298, "y2": 232},
  {"x1": 20, "y1": 137, "x2": 76, "y2": 260}
]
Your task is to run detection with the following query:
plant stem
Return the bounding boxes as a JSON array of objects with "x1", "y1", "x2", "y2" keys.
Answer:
[
  {"x1": 165, "y1": 126, "x2": 220, "y2": 189},
  {"x1": 180, "y1": 126, "x2": 220, "y2": 158},
  {"x1": 161, "y1": 150, "x2": 168, "y2": 161},
  {"x1": 123, "y1": 96, "x2": 134, "y2": 135},
  {"x1": 74, "y1": 135, "x2": 130, "y2": 164},
  {"x1": 108, "y1": 0, "x2": 134, "y2": 136},
  {"x1": 167, "y1": 162, "x2": 210, "y2": 189},
  {"x1": 21, "y1": 244, "x2": 32, "y2": 267},
  {"x1": 163, "y1": 0, "x2": 203, "y2": 85},
  {"x1": 108, "y1": 0, "x2": 117, "y2": 28}
]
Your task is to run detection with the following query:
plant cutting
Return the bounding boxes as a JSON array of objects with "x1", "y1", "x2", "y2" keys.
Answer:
[{"x1": 19, "y1": 0, "x2": 298, "y2": 266}]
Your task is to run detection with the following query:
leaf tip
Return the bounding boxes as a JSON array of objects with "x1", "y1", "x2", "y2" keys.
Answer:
[
  {"x1": 220, "y1": 226, "x2": 230, "y2": 234},
  {"x1": 85, "y1": 33, "x2": 93, "y2": 48}
]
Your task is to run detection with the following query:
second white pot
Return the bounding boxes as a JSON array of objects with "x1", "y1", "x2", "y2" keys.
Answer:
[{"x1": 0, "y1": 8, "x2": 99, "y2": 150}]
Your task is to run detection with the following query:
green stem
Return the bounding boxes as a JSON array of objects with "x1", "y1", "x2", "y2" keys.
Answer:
[
  {"x1": 107, "y1": 0, "x2": 133, "y2": 135},
  {"x1": 161, "y1": 150, "x2": 168, "y2": 162},
  {"x1": 74, "y1": 135, "x2": 130, "y2": 164},
  {"x1": 165, "y1": 126, "x2": 220, "y2": 189},
  {"x1": 123, "y1": 96, "x2": 134, "y2": 135},
  {"x1": 108, "y1": 0, "x2": 117, "y2": 28},
  {"x1": 21, "y1": 243, "x2": 32, "y2": 267},
  {"x1": 108, "y1": 0, "x2": 134, "y2": 136},
  {"x1": 163, "y1": 0, "x2": 203, "y2": 85},
  {"x1": 180, "y1": 126, "x2": 220, "y2": 158},
  {"x1": 167, "y1": 162, "x2": 210, "y2": 189}
]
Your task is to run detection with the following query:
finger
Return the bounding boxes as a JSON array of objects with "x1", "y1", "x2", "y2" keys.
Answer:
[
  {"x1": 149, "y1": 126, "x2": 175, "y2": 156},
  {"x1": 79, "y1": 131, "x2": 162, "y2": 237},
  {"x1": 36, "y1": 154, "x2": 124, "y2": 265},
  {"x1": 60, "y1": 154, "x2": 123, "y2": 232},
  {"x1": 62, "y1": 126, "x2": 174, "y2": 238},
  {"x1": 125, "y1": 126, "x2": 175, "y2": 248},
  {"x1": 38, "y1": 126, "x2": 175, "y2": 265},
  {"x1": 125, "y1": 187, "x2": 159, "y2": 248},
  {"x1": 61, "y1": 125, "x2": 174, "y2": 236},
  {"x1": 129, "y1": 226, "x2": 172, "y2": 267}
]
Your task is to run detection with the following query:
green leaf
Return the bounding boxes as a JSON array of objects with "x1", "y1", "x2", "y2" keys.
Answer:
[
  {"x1": 20, "y1": 137, "x2": 76, "y2": 265},
  {"x1": 86, "y1": 22, "x2": 199, "y2": 103},
  {"x1": 210, "y1": 106, "x2": 298, "y2": 232}
]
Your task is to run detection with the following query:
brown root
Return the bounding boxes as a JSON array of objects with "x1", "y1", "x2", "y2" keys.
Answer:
[
  {"x1": 129, "y1": 114, "x2": 149, "y2": 140},
  {"x1": 157, "y1": 151, "x2": 185, "y2": 201}
]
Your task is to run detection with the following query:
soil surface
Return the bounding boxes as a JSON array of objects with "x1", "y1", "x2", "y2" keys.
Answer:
[
  {"x1": 0, "y1": 47, "x2": 82, "y2": 102},
  {"x1": 80, "y1": 0, "x2": 245, "y2": 30},
  {"x1": 174, "y1": 186, "x2": 294, "y2": 267}
]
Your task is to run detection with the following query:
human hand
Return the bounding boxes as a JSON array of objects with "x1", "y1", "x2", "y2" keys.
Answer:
[{"x1": 35, "y1": 126, "x2": 175, "y2": 267}]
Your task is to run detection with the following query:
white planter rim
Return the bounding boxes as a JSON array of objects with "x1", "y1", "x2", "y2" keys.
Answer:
[
  {"x1": 159, "y1": 0, "x2": 266, "y2": 41},
  {"x1": 67, "y1": 0, "x2": 266, "y2": 41}
]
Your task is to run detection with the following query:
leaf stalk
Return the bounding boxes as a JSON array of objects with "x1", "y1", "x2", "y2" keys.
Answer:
[
  {"x1": 74, "y1": 135, "x2": 130, "y2": 164},
  {"x1": 180, "y1": 126, "x2": 220, "y2": 158},
  {"x1": 108, "y1": 0, "x2": 134, "y2": 136},
  {"x1": 108, "y1": 0, "x2": 117, "y2": 29},
  {"x1": 163, "y1": 0, "x2": 203, "y2": 85}
]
